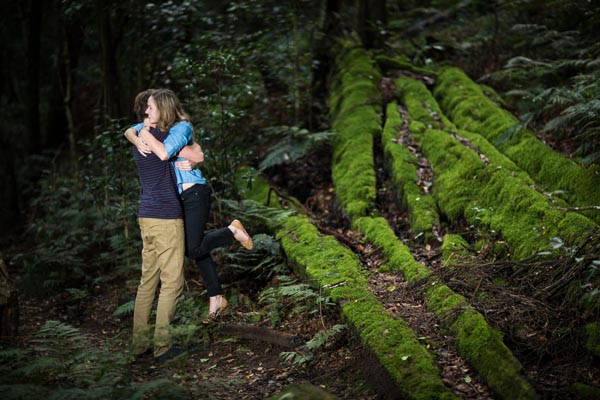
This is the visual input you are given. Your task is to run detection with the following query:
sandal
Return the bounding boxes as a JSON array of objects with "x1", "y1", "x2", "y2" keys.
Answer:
[
  {"x1": 231, "y1": 219, "x2": 253, "y2": 250},
  {"x1": 203, "y1": 297, "x2": 228, "y2": 323}
]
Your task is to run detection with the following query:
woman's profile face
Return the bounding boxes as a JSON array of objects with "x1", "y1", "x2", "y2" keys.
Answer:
[{"x1": 145, "y1": 96, "x2": 160, "y2": 125}]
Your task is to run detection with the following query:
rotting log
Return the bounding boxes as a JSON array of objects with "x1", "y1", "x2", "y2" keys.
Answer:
[
  {"x1": 395, "y1": 75, "x2": 597, "y2": 259},
  {"x1": 434, "y1": 67, "x2": 600, "y2": 224},
  {"x1": 235, "y1": 170, "x2": 458, "y2": 399},
  {"x1": 327, "y1": 39, "x2": 381, "y2": 219},
  {"x1": 278, "y1": 215, "x2": 458, "y2": 400},
  {"x1": 383, "y1": 101, "x2": 440, "y2": 243},
  {"x1": 354, "y1": 216, "x2": 537, "y2": 400}
]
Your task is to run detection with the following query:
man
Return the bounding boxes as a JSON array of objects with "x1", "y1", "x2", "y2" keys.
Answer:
[{"x1": 130, "y1": 89, "x2": 185, "y2": 362}]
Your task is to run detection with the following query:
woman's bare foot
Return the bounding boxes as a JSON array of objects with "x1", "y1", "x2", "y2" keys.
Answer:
[{"x1": 229, "y1": 219, "x2": 253, "y2": 250}]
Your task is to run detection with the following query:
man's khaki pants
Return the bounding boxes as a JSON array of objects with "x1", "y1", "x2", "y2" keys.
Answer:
[{"x1": 133, "y1": 217, "x2": 185, "y2": 357}]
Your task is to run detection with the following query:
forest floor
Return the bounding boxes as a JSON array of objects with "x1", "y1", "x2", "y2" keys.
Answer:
[{"x1": 9, "y1": 146, "x2": 600, "y2": 399}]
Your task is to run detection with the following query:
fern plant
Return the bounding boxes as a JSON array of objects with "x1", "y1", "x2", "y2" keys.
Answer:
[
  {"x1": 486, "y1": 20, "x2": 600, "y2": 165},
  {"x1": 258, "y1": 275, "x2": 333, "y2": 327},
  {"x1": 14, "y1": 120, "x2": 141, "y2": 294},
  {"x1": 258, "y1": 125, "x2": 334, "y2": 172},
  {"x1": 0, "y1": 320, "x2": 189, "y2": 399},
  {"x1": 280, "y1": 324, "x2": 346, "y2": 366}
]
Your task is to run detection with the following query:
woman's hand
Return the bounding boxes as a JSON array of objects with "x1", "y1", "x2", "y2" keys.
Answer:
[
  {"x1": 175, "y1": 159, "x2": 197, "y2": 171},
  {"x1": 135, "y1": 135, "x2": 152, "y2": 156}
]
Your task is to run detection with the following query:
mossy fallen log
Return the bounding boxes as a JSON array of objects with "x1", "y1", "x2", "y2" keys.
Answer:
[
  {"x1": 328, "y1": 40, "x2": 381, "y2": 219},
  {"x1": 236, "y1": 170, "x2": 456, "y2": 398},
  {"x1": 354, "y1": 216, "x2": 537, "y2": 400},
  {"x1": 278, "y1": 215, "x2": 457, "y2": 400},
  {"x1": 440, "y1": 234, "x2": 472, "y2": 266},
  {"x1": 396, "y1": 76, "x2": 597, "y2": 259},
  {"x1": 434, "y1": 67, "x2": 600, "y2": 223},
  {"x1": 382, "y1": 101, "x2": 440, "y2": 243}
]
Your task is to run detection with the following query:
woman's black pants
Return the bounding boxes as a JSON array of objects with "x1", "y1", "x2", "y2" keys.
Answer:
[{"x1": 181, "y1": 184, "x2": 233, "y2": 296}]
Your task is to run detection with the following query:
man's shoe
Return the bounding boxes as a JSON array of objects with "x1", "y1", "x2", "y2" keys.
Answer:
[
  {"x1": 154, "y1": 345, "x2": 185, "y2": 364},
  {"x1": 130, "y1": 348, "x2": 152, "y2": 364}
]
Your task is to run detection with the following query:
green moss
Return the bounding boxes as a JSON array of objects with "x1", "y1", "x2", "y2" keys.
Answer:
[
  {"x1": 375, "y1": 55, "x2": 439, "y2": 77},
  {"x1": 468, "y1": 163, "x2": 597, "y2": 259},
  {"x1": 396, "y1": 75, "x2": 597, "y2": 259},
  {"x1": 584, "y1": 322, "x2": 600, "y2": 356},
  {"x1": 352, "y1": 217, "x2": 536, "y2": 399},
  {"x1": 382, "y1": 102, "x2": 440, "y2": 242},
  {"x1": 342, "y1": 300, "x2": 458, "y2": 400},
  {"x1": 441, "y1": 234, "x2": 471, "y2": 266},
  {"x1": 395, "y1": 76, "x2": 456, "y2": 130},
  {"x1": 422, "y1": 129, "x2": 485, "y2": 222},
  {"x1": 426, "y1": 282, "x2": 468, "y2": 317},
  {"x1": 425, "y1": 281, "x2": 536, "y2": 399},
  {"x1": 570, "y1": 383, "x2": 600, "y2": 400},
  {"x1": 354, "y1": 216, "x2": 432, "y2": 282},
  {"x1": 434, "y1": 67, "x2": 600, "y2": 223},
  {"x1": 278, "y1": 215, "x2": 455, "y2": 399},
  {"x1": 451, "y1": 310, "x2": 536, "y2": 400},
  {"x1": 328, "y1": 40, "x2": 381, "y2": 220}
]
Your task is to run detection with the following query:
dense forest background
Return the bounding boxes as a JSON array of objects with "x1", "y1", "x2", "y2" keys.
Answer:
[{"x1": 1, "y1": 0, "x2": 599, "y2": 399}]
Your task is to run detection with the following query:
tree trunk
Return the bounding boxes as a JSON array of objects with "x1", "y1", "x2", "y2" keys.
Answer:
[
  {"x1": 309, "y1": 0, "x2": 343, "y2": 128},
  {"x1": 355, "y1": 0, "x2": 386, "y2": 48},
  {"x1": 0, "y1": 258, "x2": 19, "y2": 340},
  {"x1": 24, "y1": 0, "x2": 41, "y2": 152},
  {"x1": 96, "y1": 0, "x2": 122, "y2": 119}
]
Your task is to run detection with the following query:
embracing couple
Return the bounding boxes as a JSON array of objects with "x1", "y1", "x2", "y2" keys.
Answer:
[{"x1": 124, "y1": 88, "x2": 252, "y2": 362}]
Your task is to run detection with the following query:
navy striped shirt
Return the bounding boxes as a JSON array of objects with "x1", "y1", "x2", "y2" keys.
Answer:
[{"x1": 133, "y1": 128, "x2": 182, "y2": 219}]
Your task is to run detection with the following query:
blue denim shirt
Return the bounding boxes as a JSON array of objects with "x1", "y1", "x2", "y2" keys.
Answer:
[{"x1": 133, "y1": 121, "x2": 206, "y2": 193}]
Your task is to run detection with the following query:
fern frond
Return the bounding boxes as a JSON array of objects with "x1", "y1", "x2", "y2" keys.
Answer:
[
  {"x1": 305, "y1": 324, "x2": 347, "y2": 351},
  {"x1": 112, "y1": 300, "x2": 135, "y2": 317},
  {"x1": 279, "y1": 350, "x2": 313, "y2": 366},
  {"x1": 259, "y1": 125, "x2": 334, "y2": 171},
  {"x1": 0, "y1": 384, "x2": 49, "y2": 400}
]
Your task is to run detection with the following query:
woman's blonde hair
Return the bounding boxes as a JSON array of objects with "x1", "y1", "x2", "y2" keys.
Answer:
[{"x1": 151, "y1": 88, "x2": 190, "y2": 131}]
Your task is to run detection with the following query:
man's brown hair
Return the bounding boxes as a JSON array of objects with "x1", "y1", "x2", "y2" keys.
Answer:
[{"x1": 133, "y1": 89, "x2": 155, "y2": 120}]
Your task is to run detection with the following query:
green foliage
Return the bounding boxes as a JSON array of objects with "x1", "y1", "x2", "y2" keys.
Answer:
[
  {"x1": 477, "y1": 9, "x2": 600, "y2": 164},
  {"x1": 305, "y1": 324, "x2": 346, "y2": 351},
  {"x1": 221, "y1": 199, "x2": 296, "y2": 234},
  {"x1": 14, "y1": 120, "x2": 140, "y2": 294},
  {"x1": 259, "y1": 275, "x2": 332, "y2": 327},
  {"x1": 258, "y1": 126, "x2": 334, "y2": 172},
  {"x1": 225, "y1": 233, "x2": 288, "y2": 280},
  {"x1": 0, "y1": 320, "x2": 188, "y2": 400},
  {"x1": 112, "y1": 300, "x2": 135, "y2": 318},
  {"x1": 281, "y1": 320, "x2": 347, "y2": 366}
]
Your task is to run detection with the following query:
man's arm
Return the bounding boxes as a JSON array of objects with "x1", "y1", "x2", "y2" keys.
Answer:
[{"x1": 178, "y1": 142, "x2": 204, "y2": 163}]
